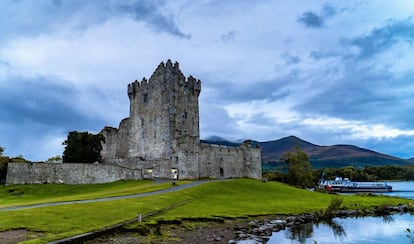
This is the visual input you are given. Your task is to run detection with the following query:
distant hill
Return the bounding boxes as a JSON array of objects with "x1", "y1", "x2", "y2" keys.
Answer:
[
  {"x1": 200, "y1": 136, "x2": 240, "y2": 147},
  {"x1": 407, "y1": 158, "x2": 414, "y2": 163},
  {"x1": 261, "y1": 136, "x2": 411, "y2": 169},
  {"x1": 202, "y1": 135, "x2": 412, "y2": 169}
]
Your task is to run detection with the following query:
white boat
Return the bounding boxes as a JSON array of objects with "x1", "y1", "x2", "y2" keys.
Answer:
[{"x1": 319, "y1": 177, "x2": 392, "y2": 193}]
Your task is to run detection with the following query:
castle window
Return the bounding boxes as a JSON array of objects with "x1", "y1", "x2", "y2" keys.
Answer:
[
  {"x1": 183, "y1": 111, "x2": 188, "y2": 119},
  {"x1": 143, "y1": 94, "x2": 148, "y2": 103}
]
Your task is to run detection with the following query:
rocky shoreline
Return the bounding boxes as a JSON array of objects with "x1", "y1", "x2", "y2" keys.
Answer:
[
  {"x1": 231, "y1": 204, "x2": 410, "y2": 243},
  {"x1": 87, "y1": 204, "x2": 410, "y2": 244}
]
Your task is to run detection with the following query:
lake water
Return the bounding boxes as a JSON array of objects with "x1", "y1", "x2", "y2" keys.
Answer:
[{"x1": 268, "y1": 181, "x2": 414, "y2": 244}]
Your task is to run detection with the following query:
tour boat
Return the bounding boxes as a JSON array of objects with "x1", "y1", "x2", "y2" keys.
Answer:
[{"x1": 319, "y1": 177, "x2": 392, "y2": 193}]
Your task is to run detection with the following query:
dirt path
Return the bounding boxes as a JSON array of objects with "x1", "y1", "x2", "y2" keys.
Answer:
[{"x1": 0, "y1": 180, "x2": 218, "y2": 211}]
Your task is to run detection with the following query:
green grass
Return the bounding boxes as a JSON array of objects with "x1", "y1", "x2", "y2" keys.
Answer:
[
  {"x1": 0, "y1": 180, "x2": 183, "y2": 208},
  {"x1": 0, "y1": 179, "x2": 411, "y2": 243}
]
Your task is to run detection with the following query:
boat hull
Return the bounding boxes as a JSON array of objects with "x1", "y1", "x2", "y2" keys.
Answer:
[
  {"x1": 319, "y1": 177, "x2": 392, "y2": 193},
  {"x1": 334, "y1": 186, "x2": 392, "y2": 193}
]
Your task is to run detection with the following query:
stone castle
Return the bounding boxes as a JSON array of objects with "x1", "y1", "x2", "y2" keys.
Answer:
[
  {"x1": 6, "y1": 60, "x2": 261, "y2": 185},
  {"x1": 100, "y1": 60, "x2": 262, "y2": 180}
]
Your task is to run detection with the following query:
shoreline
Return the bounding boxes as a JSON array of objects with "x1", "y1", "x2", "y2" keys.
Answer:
[{"x1": 86, "y1": 204, "x2": 411, "y2": 244}]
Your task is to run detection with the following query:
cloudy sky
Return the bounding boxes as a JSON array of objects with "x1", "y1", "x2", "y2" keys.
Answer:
[{"x1": 1, "y1": 0, "x2": 414, "y2": 161}]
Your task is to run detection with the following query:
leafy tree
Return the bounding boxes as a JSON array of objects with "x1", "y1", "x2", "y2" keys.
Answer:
[
  {"x1": 281, "y1": 146, "x2": 313, "y2": 188},
  {"x1": 0, "y1": 146, "x2": 8, "y2": 184},
  {"x1": 62, "y1": 131, "x2": 105, "y2": 163},
  {"x1": 47, "y1": 155, "x2": 63, "y2": 163},
  {"x1": 10, "y1": 155, "x2": 27, "y2": 163}
]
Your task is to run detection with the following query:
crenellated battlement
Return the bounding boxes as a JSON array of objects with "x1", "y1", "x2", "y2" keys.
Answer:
[
  {"x1": 127, "y1": 60, "x2": 201, "y2": 99},
  {"x1": 101, "y1": 60, "x2": 261, "y2": 181},
  {"x1": 6, "y1": 60, "x2": 261, "y2": 186}
]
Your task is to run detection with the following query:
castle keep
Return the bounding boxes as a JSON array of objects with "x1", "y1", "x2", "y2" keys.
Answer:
[
  {"x1": 101, "y1": 60, "x2": 262, "y2": 180},
  {"x1": 6, "y1": 60, "x2": 261, "y2": 185}
]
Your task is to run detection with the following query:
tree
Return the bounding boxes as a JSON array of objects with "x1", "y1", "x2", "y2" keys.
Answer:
[
  {"x1": 62, "y1": 131, "x2": 105, "y2": 163},
  {"x1": 0, "y1": 146, "x2": 3, "y2": 156},
  {"x1": 47, "y1": 155, "x2": 63, "y2": 163},
  {"x1": 281, "y1": 146, "x2": 313, "y2": 188}
]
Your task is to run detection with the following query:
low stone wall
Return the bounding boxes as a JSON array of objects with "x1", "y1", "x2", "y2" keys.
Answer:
[
  {"x1": 5, "y1": 163, "x2": 143, "y2": 185},
  {"x1": 199, "y1": 143, "x2": 262, "y2": 180}
]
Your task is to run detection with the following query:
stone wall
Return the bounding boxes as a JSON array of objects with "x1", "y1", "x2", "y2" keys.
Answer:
[
  {"x1": 199, "y1": 141, "x2": 262, "y2": 180},
  {"x1": 6, "y1": 60, "x2": 262, "y2": 185},
  {"x1": 6, "y1": 163, "x2": 142, "y2": 185}
]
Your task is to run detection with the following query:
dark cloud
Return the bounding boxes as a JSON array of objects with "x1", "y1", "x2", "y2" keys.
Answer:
[
  {"x1": 119, "y1": 1, "x2": 190, "y2": 39},
  {"x1": 0, "y1": 0, "x2": 190, "y2": 44},
  {"x1": 199, "y1": 103, "x2": 243, "y2": 140},
  {"x1": 346, "y1": 17, "x2": 414, "y2": 58},
  {"x1": 0, "y1": 1, "x2": 92, "y2": 43},
  {"x1": 303, "y1": 17, "x2": 414, "y2": 129},
  {"x1": 0, "y1": 76, "x2": 104, "y2": 129},
  {"x1": 298, "y1": 4, "x2": 337, "y2": 28},
  {"x1": 0, "y1": 75, "x2": 109, "y2": 159},
  {"x1": 221, "y1": 31, "x2": 237, "y2": 42},
  {"x1": 294, "y1": 62, "x2": 395, "y2": 119},
  {"x1": 363, "y1": 136, "x2": 414, "y2": 159},
  {"x1": 298, "y1": 12, "x2": 324, "y2": 28},
  {"x1": 321, "y1": 5, "x2": 336, "y2": 18},
  {"x1": 206, "y1": 78, "x2": 291, "y2": 105},
  {"x1": 282, "y1": 54, "x2": 301, "y2": 65}
]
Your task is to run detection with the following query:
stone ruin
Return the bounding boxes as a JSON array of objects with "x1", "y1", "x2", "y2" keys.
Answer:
[{"x1": 6, "y1": 60, "x2": 261, "y2": 185}]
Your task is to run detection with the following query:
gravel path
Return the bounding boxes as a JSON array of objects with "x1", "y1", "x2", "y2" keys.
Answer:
[{"x1": 0, "y1": 180, "x2": 218, "y2": 211}]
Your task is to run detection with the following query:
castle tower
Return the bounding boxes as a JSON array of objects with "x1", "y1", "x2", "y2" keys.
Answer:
[
  {"x1": 100, "y1": 60, "x2": 261, "y2": 181},
  {"x1": 123, "y1": 60, "x2": 201, "y2": 179}
]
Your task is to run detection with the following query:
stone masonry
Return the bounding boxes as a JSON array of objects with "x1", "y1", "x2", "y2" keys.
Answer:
[
  {"x1": 5, "y1": 60, "x2": 261, "y2": 185},
  {"x1": 101, "y1": 60, "x2": 262, "y2": 180}
]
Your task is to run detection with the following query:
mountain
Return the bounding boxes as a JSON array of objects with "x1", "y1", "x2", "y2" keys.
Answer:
[
  {"x1": 200, "y1": 136, "x2": 240, "y2": 147},
  {"x1": 260, "y1": 136, "x2": 316, "y2": 163},
  {"x1": 202, "y1": 135, "x2": 412, "y2": 169},
  {"x1": 260, "y1": 136, "x2": 411, "y2": 169}
]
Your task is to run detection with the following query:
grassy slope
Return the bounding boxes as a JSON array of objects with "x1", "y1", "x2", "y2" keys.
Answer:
[
  {"x1": 0, "y1": 180, "x2": 181, "y2": 208},
  {"x1": 0, "y1": 179, "x2": 411, "y2": 243}
]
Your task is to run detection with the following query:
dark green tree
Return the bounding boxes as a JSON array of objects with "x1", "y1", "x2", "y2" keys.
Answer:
[
  {"x1": 0, "y1": 146, "x2": 8, "y2": 184},
  {"x1": 62, "y1": 131, "x2": 105, "y2": 163},
  {"x1": 281, "y1": 146, "x2": 313, "y2": 188}
]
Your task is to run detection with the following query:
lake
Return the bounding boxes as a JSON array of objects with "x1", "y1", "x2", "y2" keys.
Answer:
[{"x1": 268, "y1": 181, "x2": 414, "y2": 244}]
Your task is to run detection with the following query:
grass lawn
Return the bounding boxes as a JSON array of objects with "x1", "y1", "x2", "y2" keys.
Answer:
[
  {"x1": 0, "y1": 179, "x2": 411, "y2": 243},
  {"x1": 0, "y1": 180, "x2": 183, "y2": 208}
]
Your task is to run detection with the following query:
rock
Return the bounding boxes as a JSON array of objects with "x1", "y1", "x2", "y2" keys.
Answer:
[
  {"x1": 398, "y1": 204, "x2": 409, "y2": 212},
  {"x1": 270, "y1": 219, "x2": 287, "y2": 225},
  {"x1": 296, "y1": 216, "x2": 305, "y2": 224},
  {"x1": 302, "y1": 214, "x2": 314, "y2": 222},
  {"x1": 286, "y1": 216, "x2": 297, "y2": 223},
  {"x1": 286, "y1": 222, "x2": 295, "y2": 227}
]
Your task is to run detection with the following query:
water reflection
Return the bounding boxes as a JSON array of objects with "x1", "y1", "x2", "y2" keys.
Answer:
[
  {"x1": 286, "y1": 218, "x2": 346, "y2": 244},
  {"x1": 286, "y1": 222, "x2": 313, "y2": 243},
  {"x1": 382, "y1": 214, "x2": 394, "y2": 223},
  {"x1": 318, "y1": 218, "x2": 346, "y2": 240},
  {"x1": 269, "y1": 214, "x2": 413, "y2": 244},
  {"x1": 269, "y1": 182, "x2": 414, "y2": 243}
]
